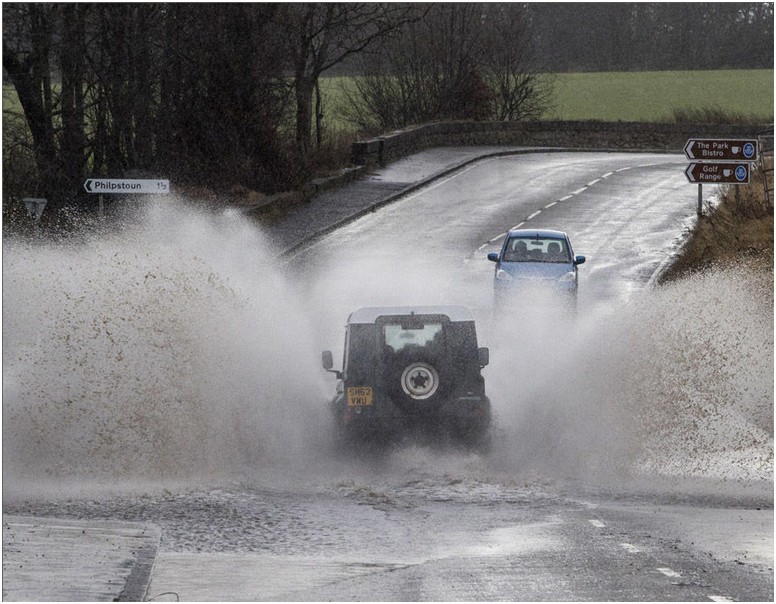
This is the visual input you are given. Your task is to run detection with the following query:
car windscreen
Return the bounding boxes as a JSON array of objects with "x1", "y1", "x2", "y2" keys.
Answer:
[{"x1": 503, "y1": 236, "x2": 570, "y2": 263}]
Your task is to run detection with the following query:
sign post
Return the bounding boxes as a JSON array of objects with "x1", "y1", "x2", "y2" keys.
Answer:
[
  {"x1": 83, "y1": 179, "x2": 170, "y2": 195},
  {"x1": 684, "y1": 139, "x2": 756, "y2": 217},
  {"x1": 84, "y1": 178, "x2": 170, "y2": 220},
  {"x1": 22, "y1": 197, "x2": 47, "y2": 223}
]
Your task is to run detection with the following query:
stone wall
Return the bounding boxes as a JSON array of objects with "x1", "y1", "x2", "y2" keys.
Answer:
[{"x1": 351, "y1": 121, "x2": 774, "y2": 166}]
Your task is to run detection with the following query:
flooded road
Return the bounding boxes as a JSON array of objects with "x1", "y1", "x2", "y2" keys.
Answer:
[{"x1": 3, "y1": 151, "x2": 772, "y2": 600}]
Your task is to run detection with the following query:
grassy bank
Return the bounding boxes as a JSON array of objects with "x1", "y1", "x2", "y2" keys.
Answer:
[{"x1": 660, "y1": 171, "x2": 774, "y2": 283}]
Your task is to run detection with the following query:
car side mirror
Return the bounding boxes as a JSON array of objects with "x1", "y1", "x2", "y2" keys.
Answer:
[
  {"x1": 322, "y1": 350, "x2": 342, "y2": 379},
  {"x1": 487, "y1": 252, "x2": 499, "y2": 262},
  {"x1": 574, "y1": 255, "x2": 586, "y2": 265},
  {"x1": 478, "y1": 347, "x2": 489, "y2": 368}
]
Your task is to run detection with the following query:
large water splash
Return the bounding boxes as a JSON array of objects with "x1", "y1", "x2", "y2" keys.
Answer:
[
  {"x1": 3, "y1": 199, "x2": 330, "y2": 492},
  {"x1": 486, "y1": 262, "x2": 773, "y2": 487},
  {"x1": 4, "y1": 198, "x2": 772, "y2": 499}
]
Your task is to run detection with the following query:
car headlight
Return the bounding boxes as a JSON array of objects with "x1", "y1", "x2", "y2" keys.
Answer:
[
  {"x1": 495, "y1": 268, "x2": 513, "y2": 282},
  {"x1": 558, "y1": 271, "x2": 576, "y2": 283}
]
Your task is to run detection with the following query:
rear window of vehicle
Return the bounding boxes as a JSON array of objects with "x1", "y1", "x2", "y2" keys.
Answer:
[
  {"x1": 503, "y1": 236, "x2": 570, "y2": 263},
  {"x1": 383, "y1": 322, "x2": 443, "y2": 353}
]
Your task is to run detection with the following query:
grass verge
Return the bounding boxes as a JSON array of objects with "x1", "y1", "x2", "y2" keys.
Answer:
[{"x1": 659, "y1": 170, "x2": 773, "y2": 283}]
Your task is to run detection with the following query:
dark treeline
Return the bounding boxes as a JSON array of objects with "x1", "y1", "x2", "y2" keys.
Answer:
[
  {"x1": 2, "y1": 3, "x2": 773, "y2": 219},
  {"x1": 527, "y1": 3, "x2": 774, "y2": 72}
]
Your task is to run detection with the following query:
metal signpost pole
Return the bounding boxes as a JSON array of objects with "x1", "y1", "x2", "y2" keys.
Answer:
[{"x1": 697, "y1": 184, "x2": 702, "y2": 217}]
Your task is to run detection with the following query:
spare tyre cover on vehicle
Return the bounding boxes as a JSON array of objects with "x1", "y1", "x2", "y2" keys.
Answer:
[{"x1": 388, "y1": 346, "x2": 450, "y2": 410}]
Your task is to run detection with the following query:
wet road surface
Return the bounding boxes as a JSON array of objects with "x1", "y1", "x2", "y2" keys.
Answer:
[{"x1": 3, "y1": 149, "x2": 772, "y2": 601}]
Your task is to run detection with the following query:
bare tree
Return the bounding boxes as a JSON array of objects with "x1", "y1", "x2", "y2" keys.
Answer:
[
  {"x1": 151, "y1": 4, "x2": 291, "y2": 189},
  {"x1": 341, "y1": 3, "x2": 550, "y2": 130},
  {"x1": 275, "y1": 3, "x2": 421, "y2": 166},
  {"x1": 2, "y1": 4, "x2": 61, "y2": 200},
  {"x1": 480, "y1": 4, "x2": 553, "y2": 121}
]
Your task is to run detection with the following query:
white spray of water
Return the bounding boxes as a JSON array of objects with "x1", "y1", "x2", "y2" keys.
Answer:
[
  {"x1": 3, "y1": 199, "x2": 331, "y2": 494},
  {"x1": 3, "y1": 198, "x2": 772, "y2": 499},
  {"x1": 485, "y1": 264, "x2": 773, "y2": 488}
]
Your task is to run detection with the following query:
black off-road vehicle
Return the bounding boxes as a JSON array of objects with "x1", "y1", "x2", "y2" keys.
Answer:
[{"x1": 322, "y1": 306, "x2": 491, "y2": 449}]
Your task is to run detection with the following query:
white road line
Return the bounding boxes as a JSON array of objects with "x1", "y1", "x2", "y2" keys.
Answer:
[
  {"x1": 477, "y1": 243, "x2": 488, "y2": 250},
  {"x1": 657, "y1": 567, "x2": 682, "y2": 578},
  {"x1": 571, "y1": 187, "x2": 587, "y2": 195},
  {"x1": 559, "y1": 194, "x2": 573, "y2": 201},
  {"x1": 709, "y1": 596, "x2": 735, "y2": 602},
  {"x1": 527, "y1": 210, "x2": 541, "y2": 220},
  {"x1": 544, "y1": 201, "x2": 557, "y2": 209},
  {"x1": 615, "y1": 166, "x2": 632, "y2": 172},
  {"x1": 489, "y1": 233, "x2": 507, "y2": 243},
  {"x1": 619, "y1": 543, "x2": 639, "y2": 554},
  {"x1": 588, "y1": 519, "x2": 606, "y2": 528},
  {"x1": 601, "y1": 172, "x2": 614, "y2": 178},
  {"x1": 512, "y1": 222, "x2": 525, "y2": 229},
  {"x1": 587, "y1": 178, "x2": 601, "y2": 186}
]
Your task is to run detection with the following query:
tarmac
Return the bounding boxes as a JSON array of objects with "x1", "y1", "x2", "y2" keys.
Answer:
[
  {"x1": 262, "y1": 145, "x2": 540, "y2": 254},
  {"x1": 2, "y1": 145, "x2": 529, "y2": 602}
]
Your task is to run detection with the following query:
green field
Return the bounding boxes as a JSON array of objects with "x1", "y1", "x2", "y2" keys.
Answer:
[
  {"x1": 4, "y1": 70, "x2": 773, "y2": 136},
  {"x1": 548, "y1": 69, "x2": 773, "y2": 122},
  {"x1": 320, "y1": 69, "x2": 773, "y2": 127}
]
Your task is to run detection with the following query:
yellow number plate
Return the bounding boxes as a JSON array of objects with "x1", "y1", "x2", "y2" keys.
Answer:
[{"x1": 347, "y1": 386, "x2": 373, "y2": 407}]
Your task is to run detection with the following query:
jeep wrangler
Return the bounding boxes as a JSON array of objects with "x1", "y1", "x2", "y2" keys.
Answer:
[{"x1": 322, "y1": 306, "x2": 491, "y2": 449}]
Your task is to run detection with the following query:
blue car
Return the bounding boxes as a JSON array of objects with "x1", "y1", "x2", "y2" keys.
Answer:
[{"x1": 487, "y1": 229, "x2": 586, "y2": 309}]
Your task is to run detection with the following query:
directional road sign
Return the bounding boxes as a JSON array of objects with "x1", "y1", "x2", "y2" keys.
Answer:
[
  {"x1": 684, "y1": 139, "x2": 758, "y2": 161},
  {"x1": 84, "y1": 179, "x2": 170, "y2": 194},
  {"x1": 685, "y1": 162, "x2": 750, "y2": 184}
]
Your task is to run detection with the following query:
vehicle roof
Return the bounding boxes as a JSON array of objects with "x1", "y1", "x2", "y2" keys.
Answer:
[
  {"x1": 347, "y1": 305, "x2": 475, "y2": 324},
  {"x1": 507, "y1": 228, "x2": 568, "y2": 239}
]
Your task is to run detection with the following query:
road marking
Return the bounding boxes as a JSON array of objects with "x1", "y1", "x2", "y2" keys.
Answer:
[
  {"x1": 709, "y1": 596, "x2": 735, "y2": 602},
  {"x1": 479, "y1": 159, "x2": 652, "y2": 269},
  {"x1": 657, "y1": 567, "x2": 682, "y2": 578},
  {"x1": 588, "y1": 519, "x2": 606, "y2": 528},
  {"x1": 619, "y1": 543, "x2": 639, "y2": 554}
]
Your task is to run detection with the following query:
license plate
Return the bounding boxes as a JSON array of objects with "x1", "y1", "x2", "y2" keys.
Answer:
[{"x1": 347, "y1": 386, "x2": 373, "y2": 407}]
